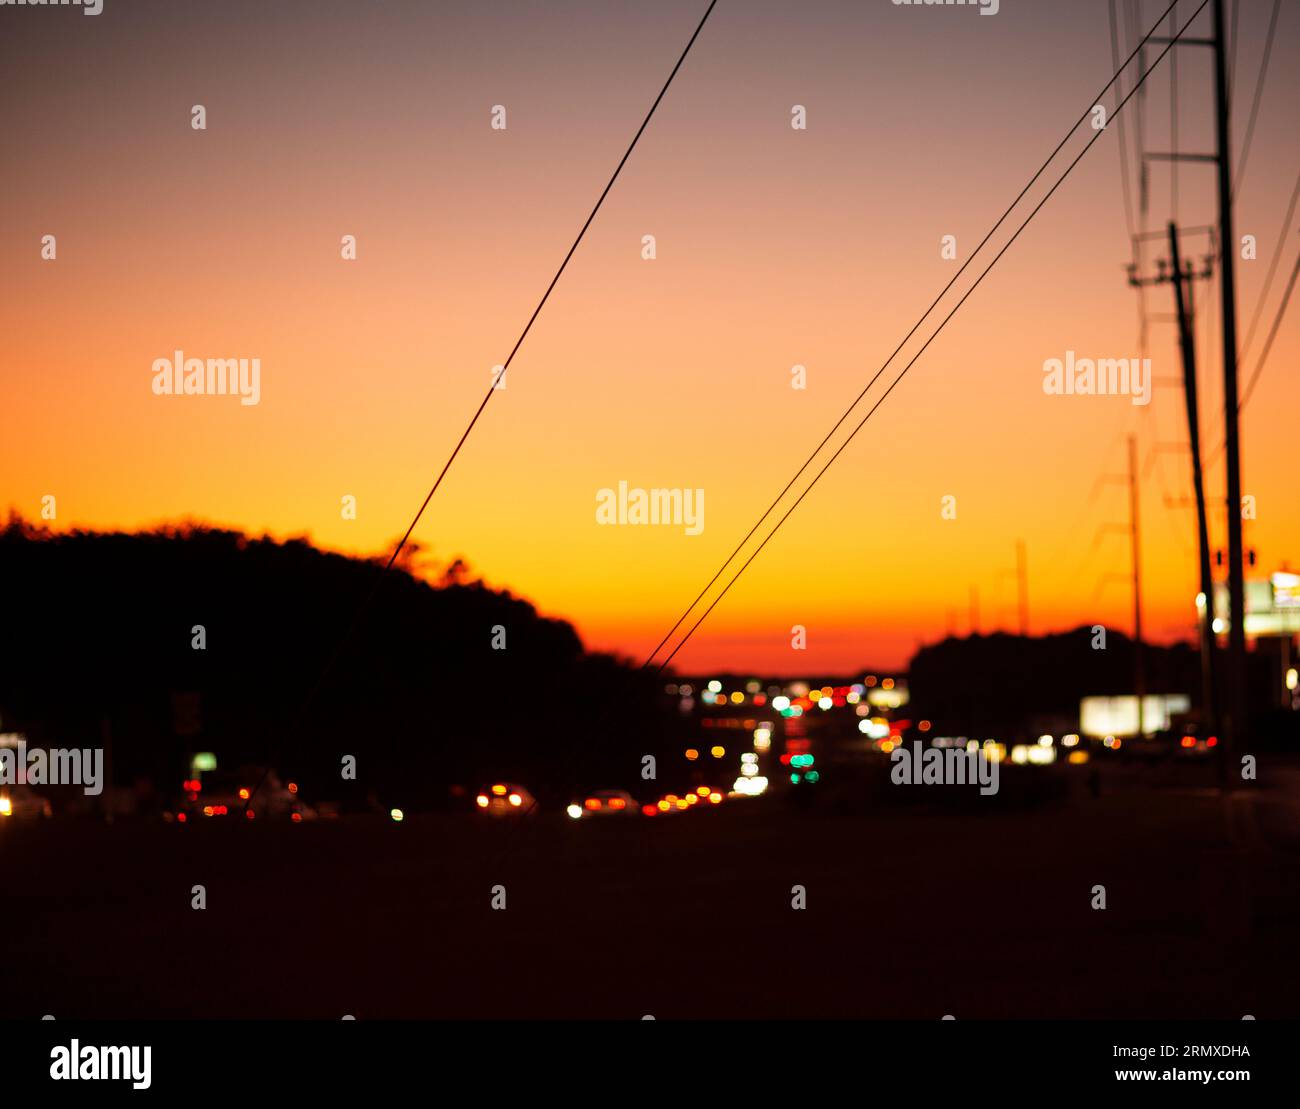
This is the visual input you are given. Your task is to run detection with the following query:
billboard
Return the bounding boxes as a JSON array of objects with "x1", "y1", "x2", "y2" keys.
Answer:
[
  {"x1": 1079, "y1": 694, "x2": 1192, "y2": 738},
  {"x1": 1209, "y1": 573, "x2": 1300, "y2": 636}
]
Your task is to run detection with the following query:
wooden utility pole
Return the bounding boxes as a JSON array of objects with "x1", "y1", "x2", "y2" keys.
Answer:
[
  {"x1": 1128, "y1": 223, "x2": 1217, "y2": 728},
  {"x1": 1128, "y1": 0, "x2": 1247, "y2": 766},
  {"x1": 1128, "y1": 436, "x2": 1146, "y2": 736},
  {"x1": 1167, "y1": 221, "x2": 1218, "y2": 731},
  {"x1": 1212, "y1": 0, "x2": 1248, "y2": 763}
]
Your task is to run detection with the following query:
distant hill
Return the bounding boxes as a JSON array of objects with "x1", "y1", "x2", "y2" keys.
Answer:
[
  {"x1": 0, "y1": 516, "x2": 682, "y2": 808},
  {"x1": 907, "y1": 627, "x2": 1201, "y2": 737}
]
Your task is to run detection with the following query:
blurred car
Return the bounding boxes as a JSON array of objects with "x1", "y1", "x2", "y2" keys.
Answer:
[
  {"x1": 1147, "y1": 724, "x2": 1218, "y2": 760},
  {"x1": 475, "y1": 783, "x2": 538, "y2": 817},
  {"x1": 644, "y1": 788, "x2": 723, "y2": 816},
  {"x1": 567, "y1": 789, "x2": 638, "y2": 819},
  {"x1": 1174, "y1": 727, "x2": 1218, "y2": 759},
  {"x1": 0, "y1": 785, "x2": 53, "y2": 820},
  {"x1": 164, "y1": 769, "x2": 316, "y2": 822}
]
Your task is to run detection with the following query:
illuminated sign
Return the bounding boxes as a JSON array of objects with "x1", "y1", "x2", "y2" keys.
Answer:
[
  {"x1": 1080, "y1": 694, "x2": 1191, "y2": 737},
  {"x1": 1272, "y1": 572, "x2": 1300, "y2": 609},
  {"x1": 1209, "y1": 576, "x2": 1300, "y2": 636}
]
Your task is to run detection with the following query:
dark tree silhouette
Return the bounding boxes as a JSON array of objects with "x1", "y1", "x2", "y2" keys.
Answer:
[{"x1": 0, "y1": 515, "x2": 684, "y2": 810}]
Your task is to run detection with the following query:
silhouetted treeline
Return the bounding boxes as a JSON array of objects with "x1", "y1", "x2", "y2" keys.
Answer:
[
  {"x1": 908, "y1": 628, "x2": 1202, "y2": 737},
  {"x1": 0, "y1": 516, "x2": 685, "y2": 808}
]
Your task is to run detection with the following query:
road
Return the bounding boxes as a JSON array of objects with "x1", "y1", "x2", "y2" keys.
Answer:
[{"x1": 2, "y1": 760, "x2": 1297, "y2": 1019}]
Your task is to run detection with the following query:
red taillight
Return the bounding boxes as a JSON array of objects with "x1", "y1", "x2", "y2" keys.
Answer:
[
  {"x1": 584, "y1": 798, "x2": 601, "y2": 810},
  {"x1": 1181, "y1": 736, "x2": 1195, "y2": 748},
  {"x1": 177, "y1": 812, "x2": 187, "y2": 823},
  {"x1": 609, "y1": 797, "x2": 626, "y2": 811},
  {"x1": 1206, "y1": 736, "x2": 1218, "y2": 748},
  {"x1": 245, "y1": 809, "x2": 255, "y2": 820},
  {"x1": 291, "y1": 812, "x2": 302, "y2": 823},
  {"x1": 641, "y1": 804, "x2": 657, "y2": 816}
]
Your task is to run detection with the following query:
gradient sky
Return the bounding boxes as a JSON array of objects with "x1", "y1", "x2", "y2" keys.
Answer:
[{"x1": 3, "y1": 0, "x2": 1297, "y2": 672}]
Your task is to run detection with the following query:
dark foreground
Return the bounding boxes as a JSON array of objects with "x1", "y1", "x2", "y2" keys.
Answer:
[{"x1": 3, "y1": 764, "x2": 1299, "y2": 1019}]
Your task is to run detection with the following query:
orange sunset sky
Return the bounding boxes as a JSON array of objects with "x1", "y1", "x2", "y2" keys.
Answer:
[{"x1": 2, "y1": 0, "x2": 1297, "y2": 672}]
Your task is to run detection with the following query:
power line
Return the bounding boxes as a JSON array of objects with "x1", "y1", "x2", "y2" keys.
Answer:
[
  {"x1": 1113, "y1": 7, "x2": 1188, "y2": 609},
  {"x1": 545, "y1": 0, "x2": 1197, "y2": 827},
  {"x1": 244, "y1": 0, "x2": 719, "y2": 807},
  {"x1": 379, "y1": 0, "x2": 719, "y2": 587},
  {"x1": 651, "y1": 1, "x2": 1208, "y2": 674},
  {"x1": 1233, "y1": 0, "x2": 1283, "y2": 200},
  {"x1": 1241, "y1": 166, "x2": 1300, "y2": 364},
  {"x1": 1110, "y1": 0, "x2": 1139, "y2": 242},
  {"x1": 1128, "y1": 0, "x2": 1153, "y2": 357},
  {"x1": 642, "y1": 0, "x2": 1190, "y2": 670},
  {"x1": 1229, "y1": 0, "x2": 1241, "y2": 100},
  {"x1": 1203, "y1": 164, "x2": 1300, "y2": 474},
  {"x1": 1196, "y1": 166, "x2": 1300, "y2": 473},
  {"x1": 1239, "y1": 242, "x2": 1300, "y2": 410},
  {"x1": 1170, "y1": 0, "x2": 1180, "y2": 219}
]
